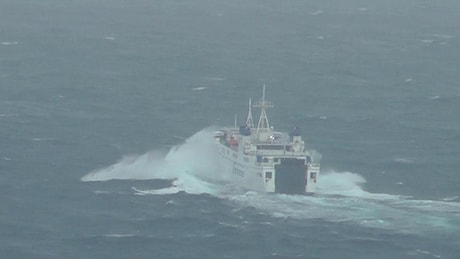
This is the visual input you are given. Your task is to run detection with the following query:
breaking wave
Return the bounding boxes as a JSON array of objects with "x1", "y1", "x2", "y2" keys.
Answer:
[
  {"x1": 83, "y1": 129, "x2": 460, "y2": 235},
  {"x1": 81, "y1": 128, "x2": 225, "y2": 194}
]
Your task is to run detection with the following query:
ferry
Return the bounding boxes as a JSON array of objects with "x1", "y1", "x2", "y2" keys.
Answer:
[{"x1": 213, "y1": 86, "x2": 320, "y2": 194}]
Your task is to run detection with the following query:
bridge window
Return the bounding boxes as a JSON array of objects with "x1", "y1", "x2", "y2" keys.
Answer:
[{"x1": 265, "y1": 172, "x2": 272, "y2": 180}]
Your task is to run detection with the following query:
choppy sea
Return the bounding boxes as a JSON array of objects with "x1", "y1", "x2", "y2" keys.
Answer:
[{"x1": 1, "y1": 0, "x2": 460, "y2": 258}]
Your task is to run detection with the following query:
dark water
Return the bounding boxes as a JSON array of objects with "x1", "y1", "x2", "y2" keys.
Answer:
[{"x1": 1, "y1": 0, "x2": 460, "y2": 258}]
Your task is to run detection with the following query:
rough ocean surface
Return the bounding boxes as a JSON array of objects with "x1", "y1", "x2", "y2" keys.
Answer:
[{"x1": 1, "y1": 1, "x2": 459, "y2": 258}]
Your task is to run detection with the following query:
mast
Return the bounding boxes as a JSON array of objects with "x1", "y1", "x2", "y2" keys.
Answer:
[
  {"x1": 254, "y1": 84, "x2": 273, "y2": 134},
  {"x1": 245, "y1": 98, "x2": 254, "y2": 129}
]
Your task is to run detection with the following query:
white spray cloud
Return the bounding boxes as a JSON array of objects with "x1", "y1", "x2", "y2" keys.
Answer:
[
  {"x1": 81, "y1": 128, "x2": 224, "y2": 194},
  {"x1": 81, "y1": 151, "x2": 165, "y2": 182}
]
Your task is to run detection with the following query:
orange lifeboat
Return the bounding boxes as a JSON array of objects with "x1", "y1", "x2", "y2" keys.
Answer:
[{"x1": 228, "y1": 136, "x2": 238, "y2": 146}]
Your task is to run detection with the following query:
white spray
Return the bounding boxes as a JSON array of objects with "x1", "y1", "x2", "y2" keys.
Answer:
[{"x1": 81, "y1": 128, "x2": 224, "y2": 194}]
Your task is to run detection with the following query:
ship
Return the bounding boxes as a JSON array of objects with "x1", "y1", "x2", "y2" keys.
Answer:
[{"x1": 213, "y1": 86, "x2": 320, "y2": 195}]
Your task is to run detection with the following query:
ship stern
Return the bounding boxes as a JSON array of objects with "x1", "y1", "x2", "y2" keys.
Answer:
[{"x1": 274, "y1": 158, "x2": 307, "y2": 194}]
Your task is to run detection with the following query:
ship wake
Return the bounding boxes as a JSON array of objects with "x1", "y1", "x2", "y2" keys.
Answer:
[
  {"x1": 82, "y1": 129, "x2": 460, "y2": 235},
  {"x1": 227, "y1": 172, "x2": 460, "y2": 235}
]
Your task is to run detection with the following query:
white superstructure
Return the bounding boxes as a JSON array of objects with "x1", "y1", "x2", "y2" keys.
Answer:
[{"x1": 213, "y1": 86, "x2": 320, "y2": 194}]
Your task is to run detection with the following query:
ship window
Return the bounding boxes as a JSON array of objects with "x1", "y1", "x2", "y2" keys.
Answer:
[
  {"x1": 265, "y1": 172, "x2": 272, "y2": 179},
  {"x1": 274, "y1": 158, "x2": 279, "y2": 163},
  {"x1": 257, "y1": 145, "x2": 284, "y2": 150},
  {"x1": 263, "y1": 157, "x2": 269, "y2": 163},
  {"x1": 310, "y1": 172, "x2": 317, "y2": 179}
]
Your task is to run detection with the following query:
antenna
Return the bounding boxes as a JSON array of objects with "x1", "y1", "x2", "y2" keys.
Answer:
[
  {"x1": 234, "y1": 113, "x2": 238, "y2": 129},
  {"x1": 245, "y1": 98, "x2": 254, "y2": 129},
  {"x1": 254, "y1": 84, "x2": 273, "y2": 134}
]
